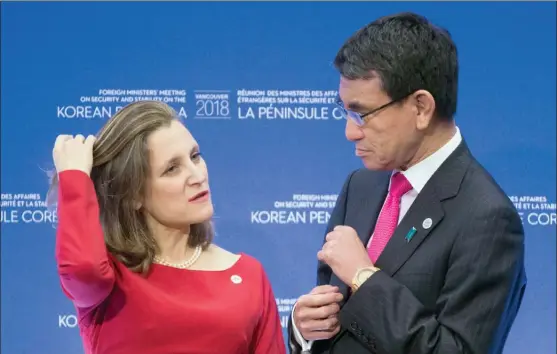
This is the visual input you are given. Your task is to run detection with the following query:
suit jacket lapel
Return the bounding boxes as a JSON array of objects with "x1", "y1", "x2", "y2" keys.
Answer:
[
  {"x1": 350, "y1": 174, "x2": 390, "y2": 247},
  {"x1": 375, "y1": 187, "x2": 444, "y2": 275},
  {"x1": 376, "y1": 141, "x2": 472, "y2": 276}
]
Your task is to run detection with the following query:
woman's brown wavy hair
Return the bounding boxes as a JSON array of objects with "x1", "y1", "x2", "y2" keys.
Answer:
[{"x1": 47, "y1": 101, "x2": 214, "y2": 274}]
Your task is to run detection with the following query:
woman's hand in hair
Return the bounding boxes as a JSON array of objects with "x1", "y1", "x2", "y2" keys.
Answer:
[{"x1": 52, "y1": 134, "x2": 96, "y2": 176}]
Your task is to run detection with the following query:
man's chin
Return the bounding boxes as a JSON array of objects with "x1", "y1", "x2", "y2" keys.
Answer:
[{"x1": 361, "y1": 157, "x2": 392, "y2": 171}]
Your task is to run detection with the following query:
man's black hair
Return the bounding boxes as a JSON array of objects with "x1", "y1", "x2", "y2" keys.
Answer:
[{"x1": 334, "y1": 12, "x2": 459, "y2": 120}]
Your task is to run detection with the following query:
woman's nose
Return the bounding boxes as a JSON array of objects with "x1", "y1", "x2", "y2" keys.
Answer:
[{"x1": 187, "y1": 166, "x2": 206, "y2": 185}]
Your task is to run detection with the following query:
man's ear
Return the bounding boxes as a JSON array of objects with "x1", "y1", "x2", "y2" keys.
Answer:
[{"x1": 412, "y1": 89, "x2": 436, "y2": 130}]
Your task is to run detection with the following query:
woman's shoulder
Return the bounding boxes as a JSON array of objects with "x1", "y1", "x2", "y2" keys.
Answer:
[
  {"x1": 209, "y1": 245, "x2": 266, "y2": 274},
  {"x1": 237, "y1": 252, "x2": 264, "y2": 270}
]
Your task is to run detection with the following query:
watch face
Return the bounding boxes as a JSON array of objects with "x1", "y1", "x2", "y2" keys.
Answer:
[{"x1": 357, "y1": 269, "x2": 374, "y2": 282}]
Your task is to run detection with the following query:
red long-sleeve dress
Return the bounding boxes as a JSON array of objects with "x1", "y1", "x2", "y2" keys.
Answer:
[{"x1": 55, "y1": 170, "x2": 286, "y2": 354}]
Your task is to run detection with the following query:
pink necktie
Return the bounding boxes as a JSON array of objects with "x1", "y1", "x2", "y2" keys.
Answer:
[{"x1": 367, "y1": 172, "x2": 413, "y2": 263}]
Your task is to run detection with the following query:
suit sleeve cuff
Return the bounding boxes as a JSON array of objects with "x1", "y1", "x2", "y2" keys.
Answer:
[{"x1": 291, "y1": 303, "x2": 314, "y2": 351}]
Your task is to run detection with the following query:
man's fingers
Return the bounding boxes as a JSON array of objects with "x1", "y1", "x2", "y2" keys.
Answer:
[
  {"x1": 299, "y1": 316, "x2": 340, "y2": 333},
  {"x1": 299, "y1": 302, "x2": 340, "y2": 321},
  {"x1": 312, "y1": 324, "x2": 341, "y2": 340},
  {"x1": 310, "y1": 285, "x2": 339, "y2": 295},
  {"x1": 303, "y1": 328, "x2": 339, "y2": 341},
  {"x1": 299, "y1": 292, "x2": 343, "y2": 309},
  {"x1": 317, "y1": 249, "x2": 331, "y2": 263},
  {"x1": 299, "y1": 317, "x2": 341, "y2": 341},
  {"x1": 325, "y1": 231, "x2": 342, "y2": 243}
]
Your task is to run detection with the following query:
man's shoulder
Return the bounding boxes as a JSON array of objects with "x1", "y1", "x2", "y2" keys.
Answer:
[{"x1": 460, "y1": 158, "x2": 516, "y2": 212}]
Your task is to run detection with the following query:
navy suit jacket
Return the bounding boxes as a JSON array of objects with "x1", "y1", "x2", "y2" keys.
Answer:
[{"x1": 288, "y1": 141, "x2": 527, "y2": 354}]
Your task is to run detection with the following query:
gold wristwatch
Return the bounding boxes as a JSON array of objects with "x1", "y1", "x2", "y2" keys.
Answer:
[{"x1": 351, "y1": 266, "x2": 380, "y2": 292}]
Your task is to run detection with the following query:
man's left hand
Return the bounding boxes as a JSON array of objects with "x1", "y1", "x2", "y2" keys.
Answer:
[{"x1": 317, "y1": 225, "x2": 374, "y2": 286}]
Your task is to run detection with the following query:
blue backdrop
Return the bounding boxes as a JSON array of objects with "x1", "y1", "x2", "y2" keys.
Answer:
[{"x1": 1, "y1": 2, "x2": 555, "y2": 353}]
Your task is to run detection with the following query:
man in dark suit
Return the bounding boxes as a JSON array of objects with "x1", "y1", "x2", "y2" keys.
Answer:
[{"x1": 288, "y1": 12, "x2": 527, "y2": 354}]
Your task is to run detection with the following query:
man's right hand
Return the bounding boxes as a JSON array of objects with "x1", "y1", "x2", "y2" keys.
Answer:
[{"x1": 293, "y1": 285, "x2": 344, "y2": 341}]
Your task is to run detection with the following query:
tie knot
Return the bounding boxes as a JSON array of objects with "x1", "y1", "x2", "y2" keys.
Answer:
[{"x1": 390, "y1": 172, "x2": 412, "y2": 198}]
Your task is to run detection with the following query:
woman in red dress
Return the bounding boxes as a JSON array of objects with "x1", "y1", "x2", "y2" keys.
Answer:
[{"x1": 48, "y1": 101, "x2": 286, "y2": 354}]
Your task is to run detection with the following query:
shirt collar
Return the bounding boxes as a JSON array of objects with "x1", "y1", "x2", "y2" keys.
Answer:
[{"x1": 393, "y1": 126, "x2": 462, "y2": 193}]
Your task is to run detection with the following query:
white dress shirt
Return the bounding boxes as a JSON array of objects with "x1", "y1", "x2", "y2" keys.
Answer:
[{"x1": 292, "y1": 127, "x2": 463, "y2": 352}]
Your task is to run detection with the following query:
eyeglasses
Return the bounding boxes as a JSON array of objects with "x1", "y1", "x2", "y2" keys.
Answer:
[{"x1": 335, "y1": 94, "x2": 411, "y2": 126}]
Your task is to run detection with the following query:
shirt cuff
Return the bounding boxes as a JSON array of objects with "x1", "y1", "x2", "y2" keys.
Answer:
[{"x1": 291, "y1": 303, "x2": 314, "y2": 352}]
